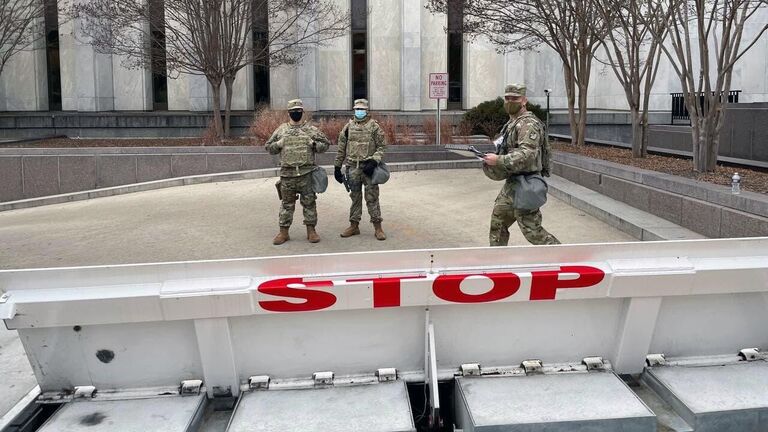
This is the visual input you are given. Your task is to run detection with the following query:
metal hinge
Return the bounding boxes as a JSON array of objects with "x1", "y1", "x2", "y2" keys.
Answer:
[
  {"x1": 521, "y1": 359, "x2": 543, "y2": 374},
  {"x1": 376, "y1": 368, "x2": 397, "y2": 382},
  {"x1": 312, "y1": 371, "x2": 334, "y2": 387},
  {"x1": 460, "y1": 363, "x2": 481, "y2": 376},
  {"x1": 739, "y1": 348, "x2": 760, "y2": 362},
  {"x1": 179, "y1": 379, "x2": 203, "y2": 396},
  {"x1": 73, "y1": 386, "x2": 97, "y2": 399},
  {"x1": 582, "y1": 356, "x2": 608, "y2": 371},
  {"x1": 248, "y1": 375, "x2": 270, "y2": 390},
  {"x1": 646, "y1": 353, "x2": 666, "y2": 367}
]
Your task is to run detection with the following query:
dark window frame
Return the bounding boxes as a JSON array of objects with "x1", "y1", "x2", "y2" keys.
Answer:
[
  {"x1": 446, "y1": 0, "x2": 463, "y2": 110},
  {"x1": 149, "y1": 0, "x2": 168, "y2": 111},
  {"x1": 351, "y1": 0, "x2": 368, "y2": 103},
  {"x1": 43, "y1": 0, "x2": 61, "y2": 111},
  {"x1": 253, "y1": 0, "x2": 270, "y2": 106}
]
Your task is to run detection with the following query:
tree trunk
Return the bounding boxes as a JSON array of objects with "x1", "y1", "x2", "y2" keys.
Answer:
[
  {"x1": 210, "y1": 79, "x2": 224, "y2": 139},
  {"x1": 563, "y1": 67, "x2": 580, "y2": 146},
  {"x1": 224, "y1": 75, "x2": 235, "y2": 138},
  {"x1": 640, "y1": 109, "x2": 649, "y2": 158},
  {"x1": 576, "y1": 81, "x2": 588, "y2": 147},
  {"x1": 630, "y1": 107, "x2": 644, "y2": 158}
]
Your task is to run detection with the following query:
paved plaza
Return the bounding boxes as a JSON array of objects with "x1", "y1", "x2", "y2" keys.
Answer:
[{"x1": 0, "y1": 168, "x2": 636, "y2": 421}]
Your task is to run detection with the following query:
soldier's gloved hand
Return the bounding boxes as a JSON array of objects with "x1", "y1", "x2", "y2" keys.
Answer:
[
  {"x1": 334, "y1": 166, "x2": 344, "y2": 184},
  {"x1": 362, "y1": 159, "x2": 377, "y2": 177}
]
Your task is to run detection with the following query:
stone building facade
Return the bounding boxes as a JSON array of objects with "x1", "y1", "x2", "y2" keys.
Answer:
[{"x1": 1, "y1": 1, "x2": 767, "y2": 113}]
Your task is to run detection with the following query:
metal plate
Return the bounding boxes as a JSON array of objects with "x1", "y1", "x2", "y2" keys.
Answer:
[
  {"x1": 226, "y1": 381, "x2": 415, "y2": 432},
  {"x1": 644, "y1": 361, "x2": 768, "y2": 432},
  {"x1": 455, "y1": 373, "x2": 656, "y2": 432},
  {"x1": 37, "y1": 395, "x2": 206, "y2": 432}
]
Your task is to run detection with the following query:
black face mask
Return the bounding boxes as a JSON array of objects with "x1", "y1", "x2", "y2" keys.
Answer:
[{"x1": 289, "y1": 111, "x2": 303, "y2": 122}]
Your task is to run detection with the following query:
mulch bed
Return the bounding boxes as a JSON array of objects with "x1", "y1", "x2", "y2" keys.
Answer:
[{"x1": 552, "y1": 141, "x2": 768, "y2": 195}]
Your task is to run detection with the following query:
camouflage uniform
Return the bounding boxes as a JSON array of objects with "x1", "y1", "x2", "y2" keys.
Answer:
[
  {"x1": 487, "y1": 84, "x2": 560, "y2": 247},
  {"x1": 265, "y1": 102, "x2": 330, "y2": 229},
  {"x1": 334, "y1": 100, "x2": 387, "y2": 224}
]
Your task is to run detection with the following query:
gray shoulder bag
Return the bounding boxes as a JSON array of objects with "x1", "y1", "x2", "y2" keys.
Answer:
[{"x1": 512, "y1": 174, "x2": 548, "y2": 210}]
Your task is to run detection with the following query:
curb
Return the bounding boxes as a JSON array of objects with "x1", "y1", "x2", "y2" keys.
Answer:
[{"x1": 548, "y1": 175, "x2": 705, "y2": 241}]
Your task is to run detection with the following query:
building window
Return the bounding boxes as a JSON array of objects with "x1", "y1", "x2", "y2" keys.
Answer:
[
  {"x1": 253, "y1": 0, "x2": 270, "y2": 105},
  {"x1": 149, "y1": 0, "x2": 168, "y2": 111},
  {"x1": 44, "y1": 0, "x2": 61, "y2": 111},
  {"x1": 447, "y1": 0, "x2": 463, "y2": 109},
  {"x1": 351, "y1": 0, "x2": 367, "y2": 102}
]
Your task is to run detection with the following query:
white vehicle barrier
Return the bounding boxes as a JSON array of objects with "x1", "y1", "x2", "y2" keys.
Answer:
[{"x1": 2, "y1": 237, "x2": 767, "y2": 431}]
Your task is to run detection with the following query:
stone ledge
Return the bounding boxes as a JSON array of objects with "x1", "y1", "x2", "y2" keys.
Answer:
[
  {"x1": 553, "y1": 151, "x2": 768, "y2": 219},
  {"x1": 548, "y1": 176, "x2": 705, "y2": 241},
  {"x1": 0, "y1": 160, "x2": 481, "y2": 213}
]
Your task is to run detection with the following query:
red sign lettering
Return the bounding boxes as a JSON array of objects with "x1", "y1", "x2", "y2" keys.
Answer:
[
  {"x1": 347, "y1": 276, "x2": 427, "y2": 308},
  {"x1": 258, "y1": 277, "x2": 336, "y2": 312},
  {"x1": 530, "y1": 266, "x2": 605, "y2": 300},
  {"x1": 433, "y1": 273, "x2": 521, "y2": 303}
]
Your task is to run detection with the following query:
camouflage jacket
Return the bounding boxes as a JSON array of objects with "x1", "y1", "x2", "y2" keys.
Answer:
[
  {"x1": 334, "y1": 117, "x2": 387, "y2": 168},
  {"x1": 497, "y1": 111, "x2": 545, "y2": 176},
  {"x1": 265, "y1": 122, "x2": 331, "y2": 178}
]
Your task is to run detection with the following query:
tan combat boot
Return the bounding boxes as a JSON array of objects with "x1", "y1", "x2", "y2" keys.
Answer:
[
  {"x1": 272, "y1": 227, "x2": 290, "y2": 245},
  {"x1": 340, "y1": 222, "x2": 360, "y2": 238},
  {"x1": 373, "y1": 222, "x2": 386, "y2": 241},
  {"x1": 307, "y1": 225, "x2": 320, "y2": 243}
]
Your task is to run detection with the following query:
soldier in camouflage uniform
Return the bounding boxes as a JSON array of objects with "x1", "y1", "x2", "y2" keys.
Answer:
[
  {"x1": 482, "y1": 84, "x2": 561, "y2": 246},
  {"x1": 333, "y1": 99, "x2": 388, "y2": 240},
  {"x1": 265, "y1": 99, "x2": 331, "y2": 245}
]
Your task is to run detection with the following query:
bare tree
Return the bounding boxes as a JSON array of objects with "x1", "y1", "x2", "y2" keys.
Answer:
[
  {"x1": 643, "y1": 0, "x2": 768, "y2": 171},
  {"x1": 427, "y1": 0, "x2": 610, "y2": 146},
  {"x1": 592, "y1": 0, "x2": 671, "y2": 157},
  {"x1": 0, "y1": 0, "x2": 45, "y2": 77},
  {"x1": 72, "y1": 0, "x2": 349, "y2": 137}
]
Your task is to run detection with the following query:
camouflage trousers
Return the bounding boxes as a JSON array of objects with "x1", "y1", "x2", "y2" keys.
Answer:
[
  {"x1": 278, "y1": 174, "x2": 317, "y2": 228},
  {"x1": 489, "y1": 187, "x2": 560, "y2": 246},
  {"x1": 347, "y1": 167, "x2": 382, "y2": 224}
]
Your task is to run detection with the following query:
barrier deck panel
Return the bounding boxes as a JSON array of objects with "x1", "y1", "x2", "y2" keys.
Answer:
[
  {"x1": 645, "y1": 361, "x2": 768, "y2": 432},
  {"x1": 226, "y1": 381, "x2": 415, "y2": 432},
  {"x1": 36, "y1": 394, "x2": 206, "y2": 432},
  {"x1": 455, "y1": 372, "x2": 656, "y2": 432}
]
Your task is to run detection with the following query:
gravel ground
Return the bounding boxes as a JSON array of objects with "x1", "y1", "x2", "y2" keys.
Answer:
[{"x1": 553, "y1": 142, "x2": 768, "y2": 194}]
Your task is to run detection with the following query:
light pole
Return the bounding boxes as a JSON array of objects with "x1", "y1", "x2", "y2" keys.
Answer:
[{"x1": 544, "y1": 89, "x2": 552, "y2": 142}]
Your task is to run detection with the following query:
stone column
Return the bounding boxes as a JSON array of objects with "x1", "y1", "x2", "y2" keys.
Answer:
[
  {"x1": 400, "y1": 0, "x2": 420, "y2": 111},
  {"x1": 59, "y1": 0, "x2": 115, "y2": 111},
  {"x1": 0, "y1": 21, "x2": 48, "y2": 111},
  {"x1": 420, "y1": 0, "x2": 446, "y2": 110},
  {"x1": 465, "y1": 36, "x2": 504, "y2": 109},
  {"x1": 368, "y1": 0, "x2": 401, "y2": 110},
  {"x1": 317, "y1": 0, "x2": 351, "y2": 111}
]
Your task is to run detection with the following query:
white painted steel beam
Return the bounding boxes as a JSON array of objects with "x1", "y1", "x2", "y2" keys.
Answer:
[{"x1": 1, "y1": 238, "x2": 766, "y2": 393}]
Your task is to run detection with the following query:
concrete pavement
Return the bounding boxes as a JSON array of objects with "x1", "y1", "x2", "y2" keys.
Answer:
[
  {"x1": 0, "y1": 168, "x2": 637, "y2": 422},
  {"x1": 0, "y1": 169, "x2": 634, "y2": 270}
]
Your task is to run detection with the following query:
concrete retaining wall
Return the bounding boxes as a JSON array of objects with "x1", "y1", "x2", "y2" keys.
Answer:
[
  {"x1": 552, "y1": 152, "x2": 768, "y2": 238},
  {"x1": 0, "y1": 145, "x2": 486, "y2": 203}
]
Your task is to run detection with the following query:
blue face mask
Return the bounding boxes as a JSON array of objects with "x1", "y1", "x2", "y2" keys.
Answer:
[{"x1": 354, "y1": 109, "x2": 367, "y2": 120}]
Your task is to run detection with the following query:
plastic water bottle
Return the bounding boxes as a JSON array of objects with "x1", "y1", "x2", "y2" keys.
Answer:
[{"x1": 731, "y1": 172, "x2": 741, "y2": 194}]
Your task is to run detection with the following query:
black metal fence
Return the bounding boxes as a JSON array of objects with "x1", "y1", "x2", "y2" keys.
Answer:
[{"x1": 670, "y1": 90, "x2": 741, "y2": 124}]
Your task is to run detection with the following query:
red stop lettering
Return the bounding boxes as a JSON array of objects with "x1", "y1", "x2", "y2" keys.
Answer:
[
  {"x1": 258, "y1": 277, "x2": 336, "y2": 312},
  {"x1": 347, "y1": 276, "x2": 427, "y2": 308},
  {"x1": 433, "y1": 273, "x2": 520, "y2": 303},
  {"x1": 530, "y1": 266, "x2": 605, "y2": 300}
]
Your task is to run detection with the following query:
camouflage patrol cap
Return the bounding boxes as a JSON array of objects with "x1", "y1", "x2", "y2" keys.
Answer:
[
  {"x1": 504, "y1": 84, "x2": 526, "y2": 97},
  {"x1": 353, "y1": 99, "x2": 369, "y2": 109},
  {"x1": 287, "y1": 99, "x2": 304, "y2": 111}
]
